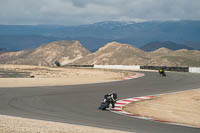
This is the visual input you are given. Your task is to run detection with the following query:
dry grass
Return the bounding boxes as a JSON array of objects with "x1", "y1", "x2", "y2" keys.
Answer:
[{"x1": 124, "y1": 89, "x2": 200, "y2": 127}]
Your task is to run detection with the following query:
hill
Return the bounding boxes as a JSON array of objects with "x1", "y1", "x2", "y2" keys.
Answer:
[
  {"x1": 1, "y1": 41, "x2": 200, "y2": 67},
  {"x1": 141, "y1": 41, "x2": 194, "y2": 52},
  {"x1": 148, "y1": 48, "x2": 200, "y2": 66},
  {"x1": 73, "y1": 42, "x2": 148, "y2": 65},
  {"x1": 0, "y1": 40, "x2": 90, "y2": 66},
  {"x1": 74, "y1": 42, "x2": 200, "y2": 67}
]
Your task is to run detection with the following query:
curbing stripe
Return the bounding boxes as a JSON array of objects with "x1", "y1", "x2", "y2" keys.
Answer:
[
  {"x1": 122, "y1": 73, "x2": 145, "y2": 80},
  {"x1": 115, "y1": 102, "x2": 127, "y2": 105},
  {"x1": 122, "y1": 100, "x2": 134, "y2": 102},
  {"x1": 111, "y1": 96, "x2": 152, "y2": 114},
  {"x1": 116, "y1": 101, "x2": 130, "y2": 103}
]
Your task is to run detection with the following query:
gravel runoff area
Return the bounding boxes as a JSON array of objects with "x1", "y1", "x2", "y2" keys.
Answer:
[
  {"x1": 0, "y1": 115, "x2": 131, "y2": 133},
  {"x1": 123, "y1": 89, "x2": 200, "y2": 128},
  {"x1": 0, "y1": 64, "x2": 135, "y2": 133},
  {"x1": 0, "y1": 64, "x2": 136, "y2": 87}
]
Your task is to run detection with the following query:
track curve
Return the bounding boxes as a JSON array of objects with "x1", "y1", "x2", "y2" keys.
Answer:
[{"x1": 0, "y1": 71, "x2": 200, "y2": 133}]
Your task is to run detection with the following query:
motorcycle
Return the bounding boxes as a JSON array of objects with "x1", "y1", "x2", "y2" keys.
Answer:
[
  {"x1": 159, "y1": 69, "x2": 166, "y2": 77},
  {"x1": 99, "y1": 93, "x2": 117, "y2": 110},
  {"x1": 99, "y1": 101, "x2": 110, "y2": 110},
  {"x1": 162, "y1": 71, "x2": 166, "y2": 77}
]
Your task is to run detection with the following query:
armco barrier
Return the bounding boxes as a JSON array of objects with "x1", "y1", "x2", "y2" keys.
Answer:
[
  {"x1": 63, "y1": 65, "x2": 94, "y2": 68},
  {"x1": 62, "y1": 64, "x2": 200, "y2": 73},
  {"x1": 189, "y1": 67, "x2": 200, "y2": 73},
  {"x1": 140, "y1": 66, "x2": 189, "y2": 72},
  {"x1": 94, "y1": 65, "x2": 140, "y2": 70}
]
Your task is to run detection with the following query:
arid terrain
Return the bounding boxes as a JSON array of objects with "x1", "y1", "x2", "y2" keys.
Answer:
[
  {"x1": 123, "y1": 89, "x2": 200, "y2": 127},
  {"x1": 0, "y1": 64, "x2": 135, "y2": 87},
  {"x1": 0, "y1": 40, "x2": 200, "y2": 132},
  {"x1": 0, "y1": 115, "x2": 130, "y2": 133},
  {"x1": 1, "y1": 41, "x2": 200, "y2": 67},
  {"x1": 0, "y1": 40, "x2": 90, "y2": 66},
  {"x1": 0, "y1": 64, "x2": 200, "y2": 132},
  {"x1": 0, "y1": 64, "x2": 135, "y2": 133},
  {"x1": 76, "y1": 42, "x2": 200, "y2": 67}
]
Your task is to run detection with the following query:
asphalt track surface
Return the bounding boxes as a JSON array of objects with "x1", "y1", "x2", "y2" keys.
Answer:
[{"x1": 0, "y1": 71, "x2": 200, "y2": 133}]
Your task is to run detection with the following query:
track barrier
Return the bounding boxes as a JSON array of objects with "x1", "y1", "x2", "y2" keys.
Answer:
[
  {"x1": 189, "y1": 67, "x2": 200, "y2": 73},
  {"x1": 62, "y1": 65, "x2": 94, "y2": 68},
  {"x1": 140, "y1": 66, "x2": 189, "y2": 72},
  {"x1": 94, "y1": 65, "x2": 140, "y2": 70},
  {"x1": 62, "y1": 64, "x2": 200, "y2": 73}
]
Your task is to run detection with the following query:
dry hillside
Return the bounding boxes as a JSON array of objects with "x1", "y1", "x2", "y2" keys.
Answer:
[
  {"x1": 73, "y1": 42, "x2": 149, "y2": 65},
  {"x1": 0, "y1": 40, "x2": 90, "y2": 66},
  {"x1": 1, "y1": 41, "x2": 200, "y2": 67},
  {"x1": 148, "y1": 48, "x2": 200, "y2": 66},
  {"x1": 74, "y1": 42, "x2": 200, "y2": 67}
]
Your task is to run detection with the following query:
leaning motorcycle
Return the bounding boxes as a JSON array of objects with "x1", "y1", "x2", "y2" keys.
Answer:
[{"x1": 99, "y1": 98, "x2": 112, "y2": 110}]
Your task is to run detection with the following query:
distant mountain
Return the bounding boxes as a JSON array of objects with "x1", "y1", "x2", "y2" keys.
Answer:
[
  {"x1": 0, "y1": 48, "x2": 7, "y2": 54},
  {"x1": 53, "y1": 20, "x2": 200, "y2": 48},
  {"x1": 141, "y1": 41, "x2": 194, "y2": 52},
  {"x1": 0, "y1": 35, "x2": 61, "y2": 51},
  {"x1": 0, "y1": 20, "x2": 200, "y2": 51},
  {"x1": 0, "y1": 40, "x2": 90, "y2": 66},
  {"x1": 0, "y1": 25, "x2": 65, "y2": 36},
  {"x1": 0, "y1": 48, "x2": 7, "y2": 51},
  {"x1": 184, "y1": 41, "x2": 200, "y2": 50}
]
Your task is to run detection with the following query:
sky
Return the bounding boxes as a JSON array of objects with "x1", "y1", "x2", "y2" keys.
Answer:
[{"x1": 0, "y1": 0, "x2": 200, "y2": 25}]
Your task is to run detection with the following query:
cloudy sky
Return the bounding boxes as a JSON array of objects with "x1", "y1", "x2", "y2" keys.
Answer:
[{"x1": 0, "y1": 0, "x2": 200, "y2": 25}]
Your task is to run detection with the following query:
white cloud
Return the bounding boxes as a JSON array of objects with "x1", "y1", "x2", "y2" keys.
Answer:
[{"x1": 0, "y1": 0, "x2": 200, "y2": 25}]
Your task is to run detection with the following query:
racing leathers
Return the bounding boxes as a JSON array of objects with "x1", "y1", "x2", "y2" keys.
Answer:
[{"x1": 103, "y1": 93, "x2": 117, "y2": 108}]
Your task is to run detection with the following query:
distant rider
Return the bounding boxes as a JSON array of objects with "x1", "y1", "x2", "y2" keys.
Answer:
[
  {"x1": 159, "y1": 68, "x2": 163, "y2": 73},
  {"x1": 159, "y1": 68, "x2": 166, "y2": 77}
]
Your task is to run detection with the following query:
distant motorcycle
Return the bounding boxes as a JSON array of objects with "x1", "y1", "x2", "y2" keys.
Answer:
[{"x1": 159, "y1": 68, "x2": 166, "y2": 77}]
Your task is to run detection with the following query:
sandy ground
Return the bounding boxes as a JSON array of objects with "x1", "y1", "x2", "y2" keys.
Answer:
[
  {"x1": 0, "y1": 64, "x2": 135, "y2": 87},
  {"x1": 123, "y1": 89, "x2": 200, "y2": 127},
  {"x1": 0, "y1": 64, "x2": 134, "y2": 133},
  {"x1": 0, "y1": 115, "x2": 131, "y2": 133}
]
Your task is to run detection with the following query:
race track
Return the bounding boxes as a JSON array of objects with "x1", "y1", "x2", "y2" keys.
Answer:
[{"x1": 0, "y1": 71, "x2": 200, "y2": 133}]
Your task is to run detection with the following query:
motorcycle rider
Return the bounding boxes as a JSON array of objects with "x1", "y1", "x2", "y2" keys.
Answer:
[
  {"x1": 99, "y1": 92, "x2": 117, "y2": 110},
  {"x1": 103, "y1": 92, "x2": 117, "y2": 108},
  {"x1": 159, "y1": 67, "x2": 166, "y2": 77}
]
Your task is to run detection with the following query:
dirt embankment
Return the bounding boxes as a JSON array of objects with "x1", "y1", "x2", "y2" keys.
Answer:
[
  {"x1": 0, "y1": 64, "x2": 135, "y2": 87},
  {"x1": 124, "y1": 89, "x2": 200, "y2": 127}
]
